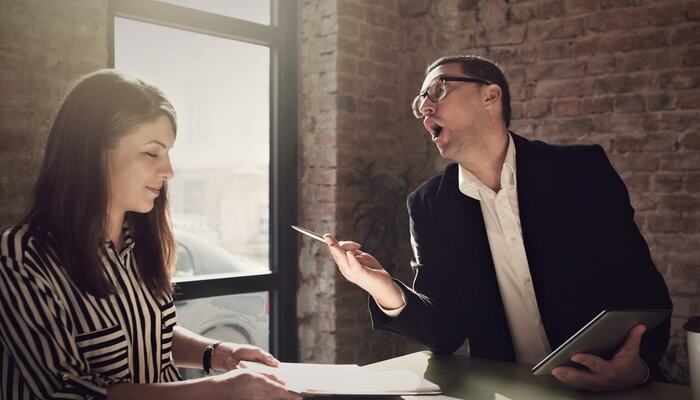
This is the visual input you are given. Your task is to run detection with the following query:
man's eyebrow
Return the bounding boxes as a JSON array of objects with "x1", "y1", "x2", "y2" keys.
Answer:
[{"x1": 144, "y1": 140, "x2": 168, "y2": 148}]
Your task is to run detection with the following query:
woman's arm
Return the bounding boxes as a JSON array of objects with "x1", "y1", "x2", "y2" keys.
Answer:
[{"x1": 172, "y1": 325, "x2": 279, "y2": 372}]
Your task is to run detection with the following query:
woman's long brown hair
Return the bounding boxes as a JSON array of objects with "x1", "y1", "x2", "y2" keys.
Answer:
[{"x1": 22, "y1": 69, "x2": 177, "y2": 298}]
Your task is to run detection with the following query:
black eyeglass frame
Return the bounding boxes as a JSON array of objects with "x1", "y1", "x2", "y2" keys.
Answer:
[{"x1": 412, "y1": 76, "x2": 492, "y2": 119}]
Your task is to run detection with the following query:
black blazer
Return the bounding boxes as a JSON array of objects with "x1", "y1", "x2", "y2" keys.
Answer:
[{"x1": 369, "y1": 132, "x2": 672, "y2": 373}]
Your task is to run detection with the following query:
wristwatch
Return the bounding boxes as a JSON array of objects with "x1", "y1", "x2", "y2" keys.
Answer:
[{"x1": 202, "y1": 341, "x2": 224, "y2": 375}]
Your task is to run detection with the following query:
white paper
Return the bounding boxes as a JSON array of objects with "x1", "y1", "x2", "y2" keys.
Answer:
[{"x1": 239, "y1": 361, "x2": 441, "y2": 395}]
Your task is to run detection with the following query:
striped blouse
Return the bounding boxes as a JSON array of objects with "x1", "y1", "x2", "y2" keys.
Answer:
[{"x1": 0, "y1": 224, "x2": 181, "y2": 399}]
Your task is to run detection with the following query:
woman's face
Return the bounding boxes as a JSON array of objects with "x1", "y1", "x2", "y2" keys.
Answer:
[{"x1": 107, "y1": 114, "x2": 175, "y2": 216}]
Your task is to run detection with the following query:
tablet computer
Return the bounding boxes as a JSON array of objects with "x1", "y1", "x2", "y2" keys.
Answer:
[{"x1": 531, "y1": 309, "x2": 671, "y2": 375}]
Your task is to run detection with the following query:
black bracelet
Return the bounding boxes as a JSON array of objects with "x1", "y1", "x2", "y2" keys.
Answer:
[{"x1": 202, "y1": 341, "x2": 224, "y2": 375}]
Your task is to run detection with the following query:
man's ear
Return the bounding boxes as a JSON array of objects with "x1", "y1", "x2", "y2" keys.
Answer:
[{"x1": 484, "y1": 84, "x2": 501, "y2": 107}]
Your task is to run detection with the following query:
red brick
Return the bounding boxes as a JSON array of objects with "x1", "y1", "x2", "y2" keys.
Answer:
[
  {"x1": 643, "y1": 134, "x2": 676, "y2": 152},
  {"x1": 684, "y1": 48, "x2": 700, "y2": 66},
  {"x1": 585, "y1": 8, "x2": 650, "y2": 32},
  {"x1": 614, "y1": 50, "x2": 683, "y2": 73},
  {"x1": 684, "y1": 173, "x2": 700, "y2": 192},
  {"x1": 582, "y1": 97, "x2": 613, "y2": 114},
  {"x1": 527, "y1": 18, "x2": 584, "y2": 41},
  {"x1": 659, "y1": 152, "x2": 700, "y2": 170},
  {"x1": 681, "y1": 132, "x2": 700, "y2": 149},
  {"x1": 534, "y1": 0, "x2": 565, "y2": 19},
  {"x1": 646, "y1": 213, "x2": 683, "y2": 233},
  {"x1": 552, "y1": 99, "x2": 582, "y2": 117},
  {"x1": 679, "y1": 90, "x2": 700, "y2": 109},
  {"x1": 652, "y1": 173, "x2": 683, "y2": 192},
  {"x1": 535, "y1": 78, "x2": 595, "y2": 98},
  {"x1": 622, "y1": 172, "x2": 650, "y2": 191},
  {"x1": 587, "y1": 56, "x2": 615, "y2": 76},
  {"x1": 614, "y1": 136, "x2": 644, "y2": 152},
  {"x1": 524, "y1": 99, "x2": 550, "y2": 118},
  {"x1": 681, "y1": 215, "x2": 700, "y2": 233},
  {"x1": 613, "y1": 94, "x2": 646, "y2": 113},
  {"x1": 564, "y1": 0, "x2": 597, "y2": 15},
  {"x1": 526, "y1": 60, "x2": 586, "y2": 80},
  {"x1": 509, "y1": 4, "x2": 534, "y2": 23},
  {"x1": 593, "y1": 74, "x2": 650, "y2": 95},
  {"x1": 687, "y1": 1, "x2": 700, "y2": 20},
  {"x1": 649, "y1": 2, "x2": 685, "y2": 26},
  {"x1": 477, "y1": 24, "x2": 527, "y2": 46},
  {"x1": 670, "y1": 26, "x2": 700, "y2": 46},
  {"x1": 646, "y1": 93, "x2": 677, "y2": 111},
  {"x1": 652, "y1": 69, "x2": 700, "y2": 90},
  {"x1": 613, "y1": 153, "x2": 659, "y2": 172},
  {"x1": 659, "y1": 195, "x2": 700, "y2": 213},
  {"x1": 600, "y1": 30, "x2": 670, "y2": 52},
  {"x1": 644, "y1": 112, "x2": 700, "y2": 132},
  {"x1": 559, "y1": 118, "x2": 594, "y2": 134}
]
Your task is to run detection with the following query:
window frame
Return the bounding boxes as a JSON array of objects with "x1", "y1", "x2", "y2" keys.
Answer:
[{"x1": 107, "y1": 0, "x2": 299, "y2": 361}]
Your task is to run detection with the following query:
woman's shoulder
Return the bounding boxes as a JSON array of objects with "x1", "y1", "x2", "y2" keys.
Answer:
[
  {"x1": 0, "y1": 224, "x2": 55, "y2": 269},
  {"x1": 0, "y1": 224, "x2": 33, "y2": 261}
]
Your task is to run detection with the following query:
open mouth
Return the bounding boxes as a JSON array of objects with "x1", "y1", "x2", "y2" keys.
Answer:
[{"x1": 430, "y1": 123, "x2": 443, "y2": 140}]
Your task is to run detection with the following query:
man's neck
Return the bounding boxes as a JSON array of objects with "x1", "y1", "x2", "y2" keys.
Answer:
[{"x1": 456, "y1": 128, "x2": 509, "y2": 192}]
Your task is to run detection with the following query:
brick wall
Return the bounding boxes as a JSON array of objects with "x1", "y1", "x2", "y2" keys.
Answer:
[
  {"x1": 298, "y1": 0, "x2": 700, "y2": 378},
  {"x1": 0, "y1": 0, "x2": 108, "y2": 225}
]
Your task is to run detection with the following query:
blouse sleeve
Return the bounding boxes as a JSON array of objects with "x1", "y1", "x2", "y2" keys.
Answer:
[{"x1": 0, "y1": 235, "x2": 110, "y2": 399}]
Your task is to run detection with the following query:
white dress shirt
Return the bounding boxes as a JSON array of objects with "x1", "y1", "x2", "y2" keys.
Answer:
[{"x1": 379, "y1": 133, "x2": 551, "y2": 364}]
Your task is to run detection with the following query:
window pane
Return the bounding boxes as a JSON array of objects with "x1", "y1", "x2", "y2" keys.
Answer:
[
  {"x1": 157, "y1": 0, "x2": 270, "y2": 25},
  {"x1": 175, "y1": 292, "x2": 269, "y2": 378},
  {"x1": 115, "y1": 17, "x2": 270, "y2": 276}
]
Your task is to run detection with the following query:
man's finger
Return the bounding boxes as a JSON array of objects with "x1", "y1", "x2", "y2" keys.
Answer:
[
  {"x1": 338, "y1": 240, "x2": 361, "y2": 251},
  {"x1": 551, "y1": 366, "x2": 601, "y2": 391},
  {"x1": 619, "y1": 324, "x2": 646, "y2": 355},
  {"x1": 570, "y1": 353, "x2": 607, "y2": 373}
]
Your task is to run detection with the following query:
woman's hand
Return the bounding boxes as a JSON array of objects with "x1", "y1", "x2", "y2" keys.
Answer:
[
  {"x1": 212, "y1": 343, "x2": 279, "y2": 371},
  {"x1": 210, "y1": 369, "x2": 301, "y2": 400}
]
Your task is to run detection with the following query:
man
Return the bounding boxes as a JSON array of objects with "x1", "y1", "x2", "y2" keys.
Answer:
[{"x1": 324, "y1": 55, "x2": 672, "y2": 392}]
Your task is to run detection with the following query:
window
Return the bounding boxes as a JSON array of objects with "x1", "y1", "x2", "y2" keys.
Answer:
[{"x1": 109, "y1": 0, "x2": 298, "y2": 364}]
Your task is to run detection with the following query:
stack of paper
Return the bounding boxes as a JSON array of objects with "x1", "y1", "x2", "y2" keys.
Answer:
[{"x1": 239, "y1": 361, "x2": 441, "y2": 396}]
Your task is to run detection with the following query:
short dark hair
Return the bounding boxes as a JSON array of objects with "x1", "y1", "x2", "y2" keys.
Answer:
[
  {"x1": 22, "y1": 69, "x2": 177, "y2": 297},
  {"x1": 426, "y1": 55, "x2": 511, "y2": 128}
]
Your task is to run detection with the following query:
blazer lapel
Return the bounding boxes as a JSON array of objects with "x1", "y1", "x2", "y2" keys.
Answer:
[{"x1": 435, "y1": 165, "x2": 515, "y2": 361}]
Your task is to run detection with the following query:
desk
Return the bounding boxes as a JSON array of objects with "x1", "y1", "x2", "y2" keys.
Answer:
[{"x1": 364, "y1": 351, "x2": 690, "y2": 400}]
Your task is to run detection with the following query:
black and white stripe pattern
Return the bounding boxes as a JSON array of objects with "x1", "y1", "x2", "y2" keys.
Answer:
[{"x1": 0, "y1": 225, "x2": 181, "y2": 399}]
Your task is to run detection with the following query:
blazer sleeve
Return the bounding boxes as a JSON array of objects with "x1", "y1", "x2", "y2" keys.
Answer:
[
  {"x1": 368, "y1": 189, "x2": 468, "y2": 355},
  {"x1": 586, "y1": 145, "x2": 673, "y2": 376},
  {"x1": 0, "y1": 243, "x2": 110, "y2": 399}
]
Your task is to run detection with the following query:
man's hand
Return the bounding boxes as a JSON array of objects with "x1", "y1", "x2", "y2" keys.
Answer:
[
  {"x1": 551, "y1": 324, "x2": 649, "y2": 392},
  {"x1": 212, "y1": 342, "x2": 279, "y2": 372},
  {"x1": 323, "y1": 234, "x2": 405, "y2": 310}
]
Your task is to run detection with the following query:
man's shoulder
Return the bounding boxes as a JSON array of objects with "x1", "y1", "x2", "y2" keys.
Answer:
[
  {"x1": 408, "y1": 163, "x2": 459, "y2": 206},
  {"x1": 521, "y1": 135, "x2": 606, "y2": 162}
]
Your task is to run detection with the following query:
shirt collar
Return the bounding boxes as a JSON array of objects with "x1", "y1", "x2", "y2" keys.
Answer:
[{"x1": 458, "y1": 132, "x2": 517, "y2": 200}]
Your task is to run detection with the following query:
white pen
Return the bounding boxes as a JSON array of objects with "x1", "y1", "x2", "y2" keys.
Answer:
[{"x1": 291, "y1": 225, "x2": 326, "y2": 243}]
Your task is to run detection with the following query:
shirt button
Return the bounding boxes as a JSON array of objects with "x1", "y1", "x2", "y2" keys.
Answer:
[
  {"x1": 62, "y1": 374, "x2": 69, "y2": 381},
  {"x1": 524, "y1": 277, "x2": 531, "y2": 283}
]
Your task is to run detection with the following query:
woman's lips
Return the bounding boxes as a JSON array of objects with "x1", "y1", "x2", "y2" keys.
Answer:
[{"x1": 146, "y1": 187, "x2": 161, "y2": 196}]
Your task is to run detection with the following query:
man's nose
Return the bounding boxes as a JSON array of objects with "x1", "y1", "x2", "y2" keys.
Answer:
[{"x1": 419, "y1": 96, "x2": 436, "y2": 116}]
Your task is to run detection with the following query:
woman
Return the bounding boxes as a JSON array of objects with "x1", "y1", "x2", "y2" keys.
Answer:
[{"x1": 0, "y1": 70, "x2": 300, "y2": 399}]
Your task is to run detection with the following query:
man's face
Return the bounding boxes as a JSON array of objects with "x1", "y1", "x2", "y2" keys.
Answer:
[{"x1": 416, "y1": 63, "x2": 488, "y2": 161}]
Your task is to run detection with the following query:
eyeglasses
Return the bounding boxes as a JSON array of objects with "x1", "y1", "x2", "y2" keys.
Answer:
[{"x1": 411, "y1": 76, "x2": 491, "y2": 119}]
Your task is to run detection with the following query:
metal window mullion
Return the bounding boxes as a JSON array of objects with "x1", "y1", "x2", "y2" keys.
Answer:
[
  {"x1": 110, "y1": 0, "x2": 279, "y2": 47},
  {"x1": 173, "y1": 272, "x2": 278, "y2": 301}
]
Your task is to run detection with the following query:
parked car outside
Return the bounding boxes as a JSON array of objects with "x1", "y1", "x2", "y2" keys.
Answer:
[{"x1": 172, "y1": 229, "x2": 269, "y2": 378}]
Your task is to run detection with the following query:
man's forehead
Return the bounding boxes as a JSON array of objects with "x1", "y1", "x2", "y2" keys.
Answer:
[{"x1": 421, "y1": 63, "x2": 464, "y2": 91}]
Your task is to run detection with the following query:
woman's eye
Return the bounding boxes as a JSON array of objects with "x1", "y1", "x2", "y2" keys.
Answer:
[{"x1": 145, "y1": 152, "x2": 158, "y2": 158}]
